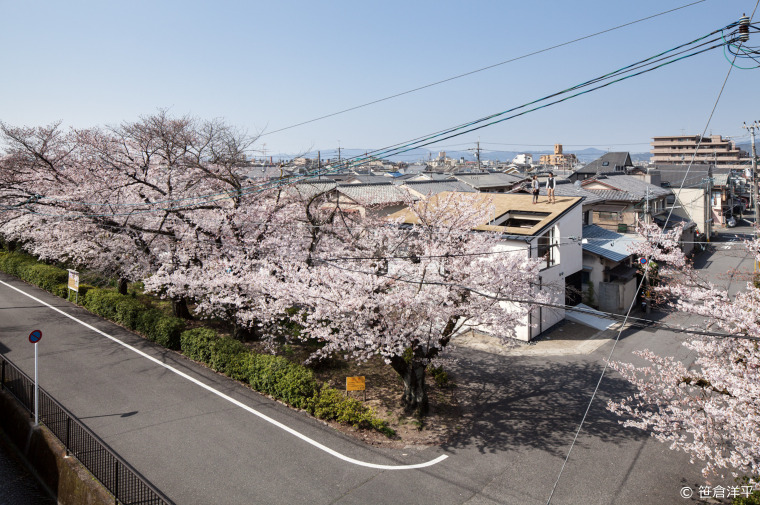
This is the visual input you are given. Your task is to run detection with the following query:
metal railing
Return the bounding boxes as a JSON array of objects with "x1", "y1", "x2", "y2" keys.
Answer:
[{"x1": 0, "y1": 354, "x2": 173, "y2": 505}]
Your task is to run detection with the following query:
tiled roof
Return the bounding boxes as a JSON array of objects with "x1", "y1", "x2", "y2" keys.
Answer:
[
  {"x1": 454, "y1": 172, "x2": 527, "y2": 189},
  {"x1": 337, "y1": 183, "x2": 410, "y2": 206},
  {"x1": 343, "y1": 175, "x2": 393, "y2": 184},
  {"x1": 288, "y1": 181, "x2": 337, "y2": 199},
  {"x1": 403, "y1": 180, "x2": 477, "y2": 196},
  {"x1": 582, "y1": 224, "x2": 643, "y2": 262},
  {"x1": 585, "y1": 189, "x2": 641, "y2": 202},
  {"x1": 511, "y1": 180, "x2": 605, "y2": 205},
  {"x1": 583, "y1": 175, "x2": 671, "y2": 199},
  {"x1": 652, "y1": 164, "x2": 733, "y2": 188},
  {"x1": 575, "y1": 152, "x2": 633, "y2": 174}
]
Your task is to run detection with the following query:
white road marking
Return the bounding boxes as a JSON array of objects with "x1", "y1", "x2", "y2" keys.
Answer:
[{"x1": 0, "y1": 279, "x2": 448, "y2": 470}]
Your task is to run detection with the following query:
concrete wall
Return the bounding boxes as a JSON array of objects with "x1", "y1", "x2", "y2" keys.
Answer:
[
  {"x1": 673, "y1": 188, "x2": 706, "y2": 233},
  {"x1": 0, "y1": 390, "x2": 113, "y2": 505},
  {"x1": 517, "y1": 204, "x2": 583, "y2": 341}
]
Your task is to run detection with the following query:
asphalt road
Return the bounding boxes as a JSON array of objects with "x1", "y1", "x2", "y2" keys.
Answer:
[{"x1": 0, "y1": 245, "x2": 747, "y2": 505}]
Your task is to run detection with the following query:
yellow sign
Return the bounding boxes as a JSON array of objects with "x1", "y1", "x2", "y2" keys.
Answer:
[
  {"x1": 346, "y1": 376, "x2": 365, "y2": 391},
  {"x1": 67, "y1": 270, "x2": 79, "y2": 292}
]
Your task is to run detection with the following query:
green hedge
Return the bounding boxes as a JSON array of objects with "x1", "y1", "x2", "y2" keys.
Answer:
[
  {"x1": 84, "y1": 288, "x2": 184, "y2": 350},
  {"x1": 307, "y1": 386, "x2": 395, "y2": 436},
  {"x1": 0, "y1": 250, "x2": 392, "y2": 436},
  {"x1": 0, "y1": 251, "x2": 36, "y2": 277},
  {"x1": 0, "y1": 252, "x2": 68, "y2": 290},
  {"x1": 180, "y1": 328, "x2": 219, "y2": 363},
  {"x1": 178, "y1": 328, "x2": 392, "y2": 435}
]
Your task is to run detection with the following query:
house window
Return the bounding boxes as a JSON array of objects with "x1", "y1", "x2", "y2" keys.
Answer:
[
  {"x1": 598, "y1": 211, "x2": 621, "y2": 221},
  {"x1": 536, "y1": 225, "x2": 559, "y2": 269}
]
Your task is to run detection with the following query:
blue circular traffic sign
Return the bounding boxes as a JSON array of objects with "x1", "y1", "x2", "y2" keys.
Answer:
[
  {"x1": 28, "y1": 330, "x2": 42, "y2": 344},
  {"x1": 639, "y1": 257, "x2": 648, "y2": 265}
]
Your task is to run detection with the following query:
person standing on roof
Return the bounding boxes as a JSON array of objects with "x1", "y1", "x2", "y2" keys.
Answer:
[
  {"x1": 546, "y1": 172, "x2": 556, "y2": 204},
  {"x1": 531, "y1": 175, "x2": 540, "y2": 204}
]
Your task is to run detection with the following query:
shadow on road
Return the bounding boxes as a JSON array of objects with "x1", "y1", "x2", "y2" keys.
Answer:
[{"x1": 444, "y1": 350, "x2": 646, "y2": 457}]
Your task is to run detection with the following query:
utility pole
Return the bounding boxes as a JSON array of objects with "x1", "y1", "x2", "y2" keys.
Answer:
[
  {"x1": 476, "y1": 141, "x2": 481, "y2": 172},
  {"x1": 742, "y1": 121, "x2": 759, "y2": 225},
  {"x1": 706, "y1": 164, "x2": 712, "y2": 241},
  {"x1": 337, "y1": 141, "x2": 341, "y2": 165}
]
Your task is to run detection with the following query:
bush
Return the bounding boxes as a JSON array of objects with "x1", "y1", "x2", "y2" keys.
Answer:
[
  {"x1": 428, "y1": 365, "x2": 452, "y2": 388},
  {"x1": 180, "y1": 328, "x2": 219, "y2": 363},
  {"x1": 20, "y1": 263, "x2": 68, "y2": 291},
  {"x1": 0, "y1": 251, "x2": 36, "y2": 277},
  {"x1": 76, "y1": 284, "x2": 94, "y2": 300},
  {"x1": 135, "y1": 308, "x2": 163, "y2": 336},
  {"x1": 114, "y1": 297, "x2": 145, "y2": 329},
  {"x1": 53, "y1": 283, "x2": 70, "y2": 299},
  {"x1": 307, "y1": 385, "x2": 395, "y2": 437},
  {"x1": 209, "y1": 338, "x2": 248, "y2": 377},
  {"x1": 149, "y1": 316, "x2": 185, "y2": 350},
  {"x1": 246, "y1": 354, "x2": 318, "y2": 410},
  {"x1": 83, "y1": 288, "x2": 125, "y2": 320}
]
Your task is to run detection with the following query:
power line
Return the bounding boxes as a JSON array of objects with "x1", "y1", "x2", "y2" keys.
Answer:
[
  {"x1": 544, "y1": 6, "x2": 757, "y2": 503},
  {"x1": 312, "y1": 257, "x2": 759, "y2": 342},
  {"x1": 4, "y1": 22, "x2": 743, "y2": 219},
  {"x1": 260, "y1": 0, "x2": 710, "y2": 137}
]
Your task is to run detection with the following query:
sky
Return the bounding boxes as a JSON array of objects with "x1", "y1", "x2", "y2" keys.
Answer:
[{"x1": 1, "y1": 0, "x2": 758, "y2": 161}]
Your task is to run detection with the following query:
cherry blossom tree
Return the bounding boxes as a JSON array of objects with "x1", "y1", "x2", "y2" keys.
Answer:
[
  {"x1": 608, "y1": 223, "x2": 760, "y2": 478},
  {"x1": 268, "y1": 191, "x2": 545, "y2": 413},
  {"x1": 1, "y1": 113, "x2": 257, "y2": 316}
]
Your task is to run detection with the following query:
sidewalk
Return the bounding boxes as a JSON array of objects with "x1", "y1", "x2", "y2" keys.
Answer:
[{"x1": 454, "y1": 319, "x2": 621, "y2": 357}]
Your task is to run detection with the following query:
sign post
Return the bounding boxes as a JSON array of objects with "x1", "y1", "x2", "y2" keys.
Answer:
[
  {"x1": 346, "y1": 376, "x2": 366, "y2": 401},
  {"x1": 67, "y1": 269, "x2": 79, "y2": 303},
  {"x1": 29, "y1": 330, "x2": 42, "y2": 426}
]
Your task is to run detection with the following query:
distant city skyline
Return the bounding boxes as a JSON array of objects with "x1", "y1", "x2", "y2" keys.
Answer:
[{"x1": 1, "y1": 1, "x2": 757, "y2": 160}]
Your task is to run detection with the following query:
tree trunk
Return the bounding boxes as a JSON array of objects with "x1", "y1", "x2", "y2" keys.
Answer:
[
  {"x1": 117, "y1": 277, "x2": 128, "y2": 295},
  {"x1": 390, "y1": 357, "x2": 428, "y2": 415},
  {"x1": 171, "y1": 297, "x2": 193, "y2": 319},
  {"x1": 232, "y1": 322, "x2": 254, "y2": 342}
]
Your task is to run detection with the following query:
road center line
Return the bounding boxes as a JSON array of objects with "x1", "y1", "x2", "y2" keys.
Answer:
[{"x1": 0, "y1": 279, "x2": 448, "y2": 470}]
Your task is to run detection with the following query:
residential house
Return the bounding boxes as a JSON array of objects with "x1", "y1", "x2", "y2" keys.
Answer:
[
  {"x1": 289, "y1": 181, "x2": 411, "y2": 217},
  {"x1": 653, "y1": 164, "x2": 739, "y2": 232},
  {"x1": 568, "y1": 152, "x2": 634, "y2": 182},
  {"x1": 581, "y1": 225, "x2": 644, "y2": 315},
  {"x1": 390, "y1": 192, "x2": 584, "y2": 341},
  {"x1": 514, "y1": 178, "x2": 605, "y2": 226},
  {"x1": 580, "y1": 174, "x2": 671, "y2": 233}
]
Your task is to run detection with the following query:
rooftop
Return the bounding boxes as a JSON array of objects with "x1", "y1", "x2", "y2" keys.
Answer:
[
  {"x1": 582, "y1": 224, "x2": 644, "y2": 262},
  {"x1": 390, "y1": 192, "x2": 583, "y2": 237}
]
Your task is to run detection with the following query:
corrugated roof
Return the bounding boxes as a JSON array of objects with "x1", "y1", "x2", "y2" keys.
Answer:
[{"x1": 582, "y1": 224, "x2": 643, "y2": 262}]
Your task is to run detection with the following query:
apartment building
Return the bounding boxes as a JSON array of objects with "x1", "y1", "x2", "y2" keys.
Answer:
[{"x1": 650, "y1": 135, "x2": 749, "y2": 169}]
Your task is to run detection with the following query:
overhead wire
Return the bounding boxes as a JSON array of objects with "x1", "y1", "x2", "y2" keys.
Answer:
[
  {"x1": 259, "y1": 0, "x2": 710, "y2": 137},
  {"x1": 3, "y1": 21, "x2": 747, "y2": 219},
  {"x1": 544, "y1": 5, "x2": 759, "y2": 504}
]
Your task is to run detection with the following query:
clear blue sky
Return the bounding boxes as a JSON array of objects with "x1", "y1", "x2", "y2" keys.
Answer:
[{"x1": 1, "y1": 0, "x2": 757, "y2": 159}]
